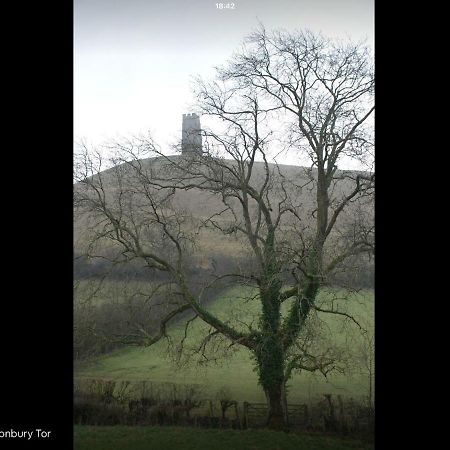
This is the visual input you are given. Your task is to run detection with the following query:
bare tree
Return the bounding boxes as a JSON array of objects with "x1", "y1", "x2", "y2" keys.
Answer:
[
  {"x1": 74, "y1": 27, "x2": 374, "y2": 429},
  {"x1": 355, "y1": 325, "x2": 375, "y2": 409}
]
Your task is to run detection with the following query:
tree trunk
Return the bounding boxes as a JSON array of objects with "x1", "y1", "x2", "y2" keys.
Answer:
[
  {"x1": 265, "y1": 383, "x2": 285, "y2": 430},
  {"x1": 257, "y1": 274, "x2": 286, "y2": 430},
  {"x1": 281, "y1": 380, "x2": 289, "y2": 426},
  {"x1": 256, "y1": 335, "x2": 286, "y2": 430}
]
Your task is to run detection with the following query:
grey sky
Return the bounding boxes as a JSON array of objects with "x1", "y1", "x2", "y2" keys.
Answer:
[{"x1": 74, "y1": 0, "x2": 374, "y2": 162}]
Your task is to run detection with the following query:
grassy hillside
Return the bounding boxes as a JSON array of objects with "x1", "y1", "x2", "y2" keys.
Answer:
[
  {"x1": 74, "y1": 156, "x2": 373, "y2": 263},
  {"x1": 75, "y1": 286, "x2": 374, "y2": 404},
  {"x1": 74, "y1": 155, "x2": 374, "y2": 403}
]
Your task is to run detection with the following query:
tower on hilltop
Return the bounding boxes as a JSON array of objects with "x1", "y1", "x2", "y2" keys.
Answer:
[{"x1": 181, "y1": 113, "x2": 202, "y2": 155}]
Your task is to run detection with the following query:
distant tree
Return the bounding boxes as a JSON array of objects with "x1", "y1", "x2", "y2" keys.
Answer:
[
  {"x1": 356, "y1": 326, "x2": 375, "y2": 409},
  {"x1": 74, "y1": 27, "x2": 374, "y2": 429}
]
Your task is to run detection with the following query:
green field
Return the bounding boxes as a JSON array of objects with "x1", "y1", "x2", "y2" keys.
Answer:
[
  {"x1": 75, "y1": 285, "x2": 374, "y2": 404},
  {"x1": 74, "y1": 426, "x2": 374, "y2": 450}
]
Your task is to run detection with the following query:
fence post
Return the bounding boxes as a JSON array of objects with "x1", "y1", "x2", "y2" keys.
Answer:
[
  {"x1": 337, "y1": 395, "x2": 345, "y2": 433},
  {"x1": 234, "y1": 402, "x2": 241, "y2": 429},
  {"x1": 304, "y1": 404, "x2": 309, "y2": 428},
  {"x1": 243, "y1": 402, "x2": 249, "y2": 429}
]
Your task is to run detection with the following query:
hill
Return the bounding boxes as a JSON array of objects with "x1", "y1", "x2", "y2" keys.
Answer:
[
  {"x1": 75, "y1": 284, "x2": 374, "y2": 403},
  {"x1": 74, "y1": 154, "x2": 374, "y2": 402},
  {"x1": 74, "y1": 155, "x2": 373, "y2": 272}
]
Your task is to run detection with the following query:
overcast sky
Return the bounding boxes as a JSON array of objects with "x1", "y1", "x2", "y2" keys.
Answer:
[{"x1": 74, "y1": 0, "x2": 374, "y2": 164}]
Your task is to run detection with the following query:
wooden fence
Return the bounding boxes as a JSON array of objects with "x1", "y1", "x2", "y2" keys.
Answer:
[
  {"x1": 242, "y1": 402, "x2": 309, "y2": 428},
  {"x1": 74, "y1": 379, "x2": 373, "y2": 434}
]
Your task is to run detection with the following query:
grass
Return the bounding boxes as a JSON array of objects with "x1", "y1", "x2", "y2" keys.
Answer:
[
  {"x1": 74, "y1": 426, "x2": 374, "y2": 450},
  {"x1": 75, "y1": 285, "x2": 374, "y2": 404}
]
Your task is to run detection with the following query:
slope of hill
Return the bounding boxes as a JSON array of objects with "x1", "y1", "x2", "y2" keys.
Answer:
[
  {"x1": 74, "y1": 155, "x2": 374, "y2": 402},
  {"x1": 75, "y1": 285, "x2": 374, "y2": 403},
  {"x1": 74, "y1": 155, "x2": 373, "y2": 261}
]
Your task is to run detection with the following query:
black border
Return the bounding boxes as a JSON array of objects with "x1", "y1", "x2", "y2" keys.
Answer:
[
  {"x1": 374, "y1": 1, "x2": 426, "y2": 447},
  {"x1": 0, "y1": 2, "x2": 73, "y2": 448}
]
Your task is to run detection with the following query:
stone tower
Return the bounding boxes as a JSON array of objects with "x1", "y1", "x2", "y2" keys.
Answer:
[{"x1": 182, "y1": 113, "x2": 202, "y2": 155}]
